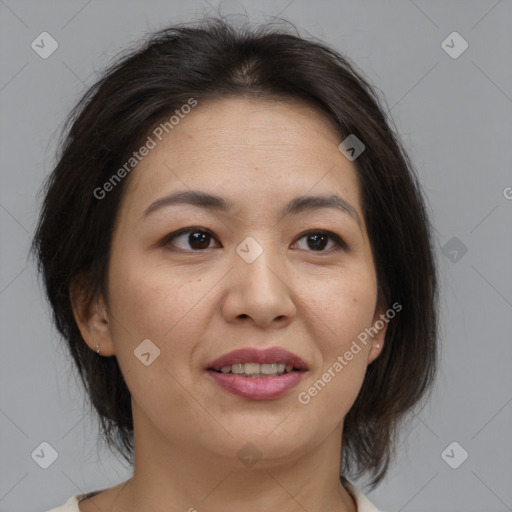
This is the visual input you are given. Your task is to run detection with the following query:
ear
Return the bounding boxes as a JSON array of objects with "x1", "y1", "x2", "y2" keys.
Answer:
[
  {"x1": 366, "y1": 303, "x2": 389, "y2": 365},
  {"x1": 69, "y1": 276, "x2": 116, "y2": 357}
]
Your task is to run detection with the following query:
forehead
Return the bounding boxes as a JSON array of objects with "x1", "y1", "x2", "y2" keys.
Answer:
[{"x1": 119, "y1": 97, "x2": 363, "y2": 222}]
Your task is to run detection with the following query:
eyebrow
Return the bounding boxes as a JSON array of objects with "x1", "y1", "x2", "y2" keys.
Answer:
[{"x1": 141, "y1": 190, "x2": 362, "y2": 227}]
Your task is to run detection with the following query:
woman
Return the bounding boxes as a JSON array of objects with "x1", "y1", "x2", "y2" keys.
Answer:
[{"x1": 34, "y1": 17, "x2": 438, "y2": 512}]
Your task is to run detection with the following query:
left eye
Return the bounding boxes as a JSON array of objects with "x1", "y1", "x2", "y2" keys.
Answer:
[
  {"x1": 293, "y1": 230, "x2": 347, "y2": 252},
  {"x1": 163, "y1": 228, "x2": 346, "y2": 252}
]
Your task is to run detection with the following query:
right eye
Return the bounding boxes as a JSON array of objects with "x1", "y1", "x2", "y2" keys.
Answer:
[{"x1": 163, "y1": 227, "x2": 222, "y2": 251}]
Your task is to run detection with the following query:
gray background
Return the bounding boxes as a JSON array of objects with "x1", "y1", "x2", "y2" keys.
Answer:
[{"x1": 1, "y1": 1, "x2": 511, "y2": 511}]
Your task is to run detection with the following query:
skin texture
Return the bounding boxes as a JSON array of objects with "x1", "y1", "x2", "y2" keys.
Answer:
[{"x1": 72, "y1": 97, "x2": 387, "y2": 512}]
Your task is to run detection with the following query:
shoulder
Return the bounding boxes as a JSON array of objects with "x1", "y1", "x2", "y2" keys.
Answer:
[
  {"x1": 44, "y1": 490, "x2": 103, "y2": 512},
  {"x1": 45, "y1": 484, "x2": 385, "y2": 512},
  {"x1": 345, "y1": 481, "x2": 387, "y2": 512}
]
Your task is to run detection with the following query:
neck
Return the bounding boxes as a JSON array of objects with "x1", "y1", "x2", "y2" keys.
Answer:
[{"x1": 110, "y1": 406, "x2": 357, "y2": 512}]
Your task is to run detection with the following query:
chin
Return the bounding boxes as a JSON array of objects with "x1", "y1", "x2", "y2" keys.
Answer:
[{"x1": 217, "y1": 422, "x2": 324, "y2": 463}]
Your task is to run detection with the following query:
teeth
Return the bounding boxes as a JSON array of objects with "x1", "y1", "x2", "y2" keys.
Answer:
[
  {"x1": 261, "y1": 363, "x2": 277, "y2": 375},
  {"x1": 244, "y1": 363, "x2": 260, "y2": 375},
  {"x1": 217, "y1": 362, "x2": 297, "y2": 376},
  {"x1": 231, "y1": 363, "x2": 244, "y2": 374}
]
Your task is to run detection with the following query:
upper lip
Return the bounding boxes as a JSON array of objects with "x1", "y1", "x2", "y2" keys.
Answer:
[{"x1": 207, "y1": 347, "x2": 309, "y2": 371}]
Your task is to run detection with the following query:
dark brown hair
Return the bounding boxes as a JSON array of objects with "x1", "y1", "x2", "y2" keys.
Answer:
[{"x1": 31, "y1": 17, "x2": 438, "y2": 489}]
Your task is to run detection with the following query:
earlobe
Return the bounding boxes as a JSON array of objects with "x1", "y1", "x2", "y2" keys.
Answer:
[
  {"x1": 367, "y1": 308, "x2": 388, "y2": 365},
  {"x1": 368, "y1": 340, "x2": 385, "y2": 365},
  {"x1": 69, "y1": 278, "x2": 116, "y2": 357}
]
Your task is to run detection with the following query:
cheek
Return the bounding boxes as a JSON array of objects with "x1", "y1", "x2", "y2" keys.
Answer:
[
  {"x1": 106, "y1": 247, "x2": 221, "y2": 362},
  {"x1": 104, "y1": 253, "x2": 215, "y2": 412},
  {"x1": 294, "y1": 268, "x2": 377, "y2": 411},
  {"x1": 298, "y1": 267, "x2": 377, "y2": 349},
  {"x1": 109, "y1": 236, "x2": 182, "y2": 329}
]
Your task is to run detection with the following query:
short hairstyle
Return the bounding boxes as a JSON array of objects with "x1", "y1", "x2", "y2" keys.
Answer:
[{"x1": 32, "y1": 17, "x2": 438, "y2": 489}]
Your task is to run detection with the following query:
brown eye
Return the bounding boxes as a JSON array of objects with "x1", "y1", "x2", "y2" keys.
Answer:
[
  {"x1": 294, "y1": 230, "x2": 347, "y2": 252},
  {"x1": 164, "y1": 228, "x2": 221, "y2": 251}
]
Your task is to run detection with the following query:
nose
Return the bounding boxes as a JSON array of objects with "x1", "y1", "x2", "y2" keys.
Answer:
[{"x1": 221, "y1": 243, "x2": 296, "y2": 329}]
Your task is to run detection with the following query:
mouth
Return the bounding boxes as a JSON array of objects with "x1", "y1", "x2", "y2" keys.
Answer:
[
  {"x1": 207, "y1": 346, "x2": 308, "y2": 375},
  {"x1": 209, "y1": 362, "x2": 304, "y2": 377},
  {"x1": 206, "y1": 347, "x2": 308, "y2": 400}
]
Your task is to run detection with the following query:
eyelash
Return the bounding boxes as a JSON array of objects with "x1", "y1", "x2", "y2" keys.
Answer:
[{"x1": 161, "y1": 227, "x2": 348, "y2": 253}]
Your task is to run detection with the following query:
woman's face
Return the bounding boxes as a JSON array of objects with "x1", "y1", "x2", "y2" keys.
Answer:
[{"x1": 93, "y1": 97, "x2": 386, "y2": 465}]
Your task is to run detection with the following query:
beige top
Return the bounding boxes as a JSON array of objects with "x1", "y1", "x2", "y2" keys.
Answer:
[{"x1": 45, "y1": 482, "x2": 384, "y2": 511}]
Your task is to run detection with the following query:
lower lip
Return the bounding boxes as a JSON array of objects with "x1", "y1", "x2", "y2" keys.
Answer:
[{"x1": 207, "y1": 370, "x2": 305, "y2": 400}]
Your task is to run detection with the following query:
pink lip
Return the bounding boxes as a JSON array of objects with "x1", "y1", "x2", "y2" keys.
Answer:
[
  {"x1": 206, "y1": 347, "x2": 308, "y2": 401},
  {"x1": 207, "y1": 371, "x2": 305, "y2": 400},
  {"x1": 207, "y1": 347, "x2": 308, "y2": 371}
]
